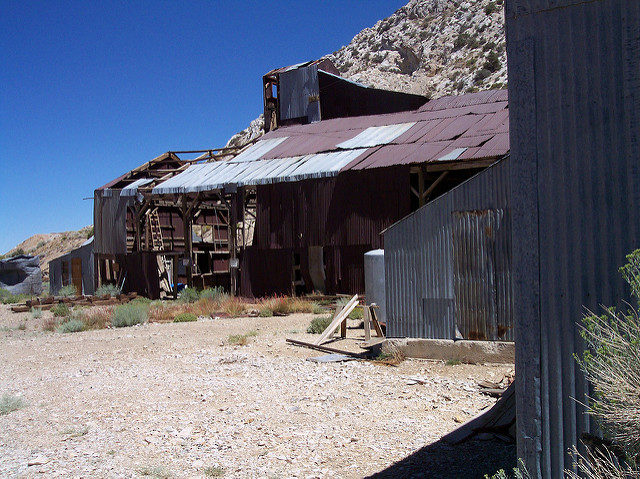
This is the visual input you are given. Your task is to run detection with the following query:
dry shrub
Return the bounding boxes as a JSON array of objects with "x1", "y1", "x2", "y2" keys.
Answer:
[
  {"x1": 42, "y1": 316, "x2": 59, "y2": 332},
  {"x1": 257, "y1": 295, "x2": 314, "y2": 316},
  {"x1": 567, "y1": 447, "x2": 633, "y2": 479},
  {"x1": 288, "y1": 297, "x2": 313, "y2": 313},
  {"x1": 221, "y1": 297, "x2": 246, "y2": 317},
  {"x1": 373, "y1": 343, "x2": 405, "y2": 366},
  {"x1": 79, "y1": 307, "x2": 112, "y2": 329},
  {"x1": 228, "y1": 330, "x2": 258, "y2": 346},
  {"x1": 148, "y1": 303, "x2": 188, "y2": 323},
  {"x1": 189, "y1": 298, "x2": 218, "y2": 317}
]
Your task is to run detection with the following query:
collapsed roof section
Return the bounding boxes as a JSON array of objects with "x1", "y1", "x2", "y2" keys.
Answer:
[
  {"x1": 262, "y1": 59, "x2": 428, "y2": 132},
  {"x1": 150, "y1": 89, "x2": 508, "y2": 195}
]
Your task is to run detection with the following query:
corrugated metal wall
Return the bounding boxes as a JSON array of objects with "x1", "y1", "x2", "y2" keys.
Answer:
[
  {"x1": 94, "y1": 190, "x2": 131, "y2": 255},
  {"x1": 384, "y1": 159, "x2": 512, "y2": 341},
  {"x1": 506, "y1": 1, "x2": 640, "y2": 476}
]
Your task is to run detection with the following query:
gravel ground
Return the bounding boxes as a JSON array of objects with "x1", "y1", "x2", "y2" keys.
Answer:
[{"x1": 0, "y1": 304, "x2": 515, "y2": 478}]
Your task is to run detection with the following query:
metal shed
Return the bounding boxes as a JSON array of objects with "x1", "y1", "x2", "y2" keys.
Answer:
[
  {"x1": 384, "y1": 159, "x2": 512, "y2": 341},
  {"x1": 49, "y1": 237, "x2": 95, "y2": 296},
  {"x1": 505, "y1": 0, "x2": 640, "y2": 476}
]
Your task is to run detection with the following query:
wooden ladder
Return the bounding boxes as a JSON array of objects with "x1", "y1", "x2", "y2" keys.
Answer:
[{"x1": 148, "y1": 208, "x2": 172, "y2": 294}]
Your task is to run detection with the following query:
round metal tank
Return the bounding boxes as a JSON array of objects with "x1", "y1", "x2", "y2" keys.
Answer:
[{"x1": 364, "y1": 249, "x2": 385, "y2": 324}]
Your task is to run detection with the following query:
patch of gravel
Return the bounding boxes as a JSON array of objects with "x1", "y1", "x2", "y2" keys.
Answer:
[{"x1": 0, "y1": 304, "x2": 514, "y2": 478}]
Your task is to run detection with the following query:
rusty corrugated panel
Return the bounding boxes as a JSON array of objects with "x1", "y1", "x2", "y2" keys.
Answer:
[
  {"x1": 506, "y1": 1, "x2": 640, "y2": 476},
  {"x1": 384, "y1": 159, "x2": 512, "y2": 341}
]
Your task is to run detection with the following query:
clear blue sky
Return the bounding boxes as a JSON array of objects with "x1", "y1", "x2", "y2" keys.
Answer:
[{"x1": 0, "y1": 0, "x2": 406, "y2": 253}]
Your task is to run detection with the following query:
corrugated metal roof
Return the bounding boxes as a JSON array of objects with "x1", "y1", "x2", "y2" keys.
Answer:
[
  {"x1": 119, "y1": 178, "x2": 153, "y2": 196},
  {"x1": 150, "y1": 89, "x2": 509, "y2": 195},
  {"x1": 152, "y1": 149, "x2": 368, "y2": 194},
  {"x1": 336, "y1": 122, "x2": 416, "y2": 149},
  {"x1": 231, "y1": 137, "x2": 289, "y2": 162}
]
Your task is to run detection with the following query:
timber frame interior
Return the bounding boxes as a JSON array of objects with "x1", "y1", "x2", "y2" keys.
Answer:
[{"x1": 94, "y1": 145, "x2": 502, "y2": 298}]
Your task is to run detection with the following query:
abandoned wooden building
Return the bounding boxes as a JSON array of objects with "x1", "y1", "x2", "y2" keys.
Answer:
[{"x1": 93, "y1": 60, "x2": 509, "y2": 299}]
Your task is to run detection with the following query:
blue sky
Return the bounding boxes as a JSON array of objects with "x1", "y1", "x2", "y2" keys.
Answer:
[{"x1": 0, "y1": 0, "x2": 406, "y2": 253}]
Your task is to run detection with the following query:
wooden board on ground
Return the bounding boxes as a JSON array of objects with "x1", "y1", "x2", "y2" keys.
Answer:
[
  {"x1": 441, "y1": 382, "x2": 516, "y2": 445},
  {"x1": 286, "y1": 338, "x2": 364, "y2": 358}
]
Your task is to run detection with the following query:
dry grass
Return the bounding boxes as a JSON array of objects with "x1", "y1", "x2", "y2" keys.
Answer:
[
  {"x1": 148, "y1": 303, "x2": 189, "y2": 323},
  {"x1": 42, "y1": 316, "x2": 59, "y2": 332},
  {"x1": 373, "y1": 344, "x2": 405, "y2": 366},
  {"x1": 256, "y1": 296, "x2": 314, "y2": 316},
  {"x1": 78, "y1": 306, "x2": 112, "y2": 330},
  {"x1": 227, "y1": 330, "x2": 258, "y2": 346},
  {"x1": 220, "y1": 297, "x2": 246, "y2": 317}
]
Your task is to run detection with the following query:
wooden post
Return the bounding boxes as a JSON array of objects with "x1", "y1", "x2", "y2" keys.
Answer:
[
  {"x1": 95, "y1": 255, "x2": 102, "y2": 289},
  {"x1": 172, "y1": 255, "x2": 179, "y2": 300},
  {"x1": 229, "y1": 192, "x2": 238, "y2": 296},
  {"x1": 364, "y1": 306, "x2": 371, "y2": 342}
]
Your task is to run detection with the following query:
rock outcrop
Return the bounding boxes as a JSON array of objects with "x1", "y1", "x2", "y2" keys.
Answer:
[{"x1": 227, "y1": 0, "x2": 507, "y2": 148}]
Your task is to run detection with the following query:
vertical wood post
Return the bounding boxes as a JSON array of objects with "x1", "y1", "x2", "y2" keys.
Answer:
[{"x1": 229, "y1": 193, "x2": 238, "y2": 296}]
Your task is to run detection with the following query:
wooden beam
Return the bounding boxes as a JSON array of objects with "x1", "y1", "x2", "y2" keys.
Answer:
[
  {"x1": 285, "y1": 338, "x2": 364, "y2": 358},
  {"x1": 423, "y1": 171, "x2": 449, "y2": 202},
  {"x1": 424, "y1": 158, "x2": 498, "y2": 172}
]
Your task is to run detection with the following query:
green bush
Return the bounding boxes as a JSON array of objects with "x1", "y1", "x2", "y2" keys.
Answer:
[
  {"x1": 95, "y1": 284, "x2": 121, "y2": 297},
  {"x1": 51, "y1": 303, "x2": 70, "y2": 317},
  {"x1": 0, "y1": 393, "x2": 25, "y2": 415},
  {"x1": 130, "y1": 297, "x2": 152, "y2": 305},
  {"x1": 258, "y1": 307, "x2": 273, "y2": 317},
  {"x1": 174, "y1": 312, "x2": 197, "y2": 323},
  {"x1": 484, "y1": 1, "x2": 498, "y2": 15},
  {"x1": 178, "y1": 288, "x2": 199, "y2": 303},
  {"x1": 57, "y1": 319, "x2": 86, "y2": 333},
  {"x1": 570, "y1": 249, "x2": 640, "y2": 477},
  {"x1": 58, "y1": 285, "x2": 78, "y2": 297},
  {"x1": 453, "y1": 31, "x2": 479, "y2": 51},
  {"x1": 335, "y1": 298, "x2": 363, "y2": 319},
  {"x1": 0, "y1": 290, "x2": 31, "y2": 304},
  {"x1": 307, "y1": 315, "x2": 333, "y2": 334},
  {"x1": 111, "y1": 303, "x2": 148, "y2": 328},
  {"x1": 30, "y1": 308, "x2": 42, "y2": 319},
  {"x1": 311, "y1": 302, "x2": 325, "y2": 314},
  {"x1": 474, "y1": 68, "x2": 492, "y2": 84},
  {"x1": 483, "y1": 52, "x2": 502, "y2": 73},
  {"x1": 199, "y1": 287, "x2": 227, "y2": 302}
]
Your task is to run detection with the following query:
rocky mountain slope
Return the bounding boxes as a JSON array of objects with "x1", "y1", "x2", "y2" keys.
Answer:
[
  {"x1": 2, "y1": 226, "x2": 93, "y2": 278},
  {"x1": 227, "y1": 0, "x2": 507, "y2": 148}
]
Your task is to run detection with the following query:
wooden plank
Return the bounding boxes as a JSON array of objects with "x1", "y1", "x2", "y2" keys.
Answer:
[
  {"x1": 315, "y1": 294, "x2": 359, "y2": 345},
  {"x1": 370, "y1": 307, "x2": 385, "y2": 337},
  {"x1": 441, "y1": 382, "x2": 516, "y2": 444},
  {"x1": 364, "y1": 306, "x2": 371, "y2": 342},
  {"x1": 286, "y1": 338, "x2": 363, "y2": 358}
]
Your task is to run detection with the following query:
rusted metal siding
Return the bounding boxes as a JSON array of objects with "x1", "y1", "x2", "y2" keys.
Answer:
[
  {"x1": 506, "y1": 1, "x2": 640, "y2": 476},
  {"x1": 384, "y1": 159, "x2": 512, "y2": 341},
  {"x1": 253, "y1": 167, "x2": 411, "y2": 250}
]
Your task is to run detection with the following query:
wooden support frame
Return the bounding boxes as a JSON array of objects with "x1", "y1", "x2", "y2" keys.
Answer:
[{"x1": 316, "y1": 295, "x2": 359, "y2": 345}]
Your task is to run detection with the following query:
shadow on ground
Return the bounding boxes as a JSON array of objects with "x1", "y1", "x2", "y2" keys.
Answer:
[{"x1": 366, "y1": 437, "x2": 516, "y2": 479}]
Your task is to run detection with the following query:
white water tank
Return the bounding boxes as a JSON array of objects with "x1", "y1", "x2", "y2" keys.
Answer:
[{"x1": 364, "y1": 249, "x2": 385, "y2": 324}]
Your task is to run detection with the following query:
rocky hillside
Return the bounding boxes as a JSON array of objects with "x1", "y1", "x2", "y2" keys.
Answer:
[
  {"x1": 2, "y1": 226, "x2": 93, "y2": 278},
  {"x1": 227, "y1": 0, "x2": 506, "y2": 147}
]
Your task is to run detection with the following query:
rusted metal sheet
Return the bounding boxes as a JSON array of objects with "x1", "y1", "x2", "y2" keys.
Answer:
[
  {"x1": 384, "y1": 159, "x2": 512, "y2": 341},
  {"x1": 506, "y1": 0, "x2": 640, "y2": 476},
  {"x1": 452, "y1": 209, "x2": 511, "y2": 340}
]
